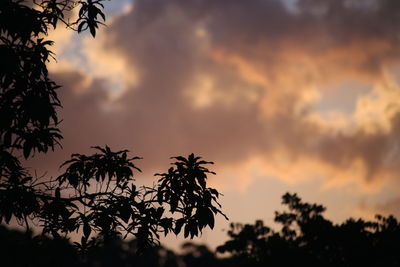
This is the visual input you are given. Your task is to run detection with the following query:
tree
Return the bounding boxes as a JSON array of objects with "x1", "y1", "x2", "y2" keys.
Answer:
[
  {"x1": 217, "y1": 193, "x2": 400, "y2": 267},
  {"x1": 0, "y1": 0, "x2": 227, "y2": 255}
]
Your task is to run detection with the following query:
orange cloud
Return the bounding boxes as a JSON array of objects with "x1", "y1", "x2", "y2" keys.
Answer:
[{"x1": 28, "y1": 0, "x2": 400, "y2": 219}]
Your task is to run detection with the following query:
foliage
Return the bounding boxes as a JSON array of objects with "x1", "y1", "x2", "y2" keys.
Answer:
[
  {"x1": 217, "y1": 193, "x2": 400, "y2": 266},
  {"x1": 3, "y1": 193, "x2": 399, "y2": 266},
  {"x1": 0, "y1": 0, "x2": 106, "y2": 194},
  {"x1": 0, "y1": 225, "x2": 80, "y2": 267},
  {"x1": 0, "y1": 0, "x2": 106, "y2": 163},
  {"x1": 0, "y1": 0, "x2": 227, "y2": 255},
  {"x1": 0, "y1": 145, "x2": 226, "y2": 254}
]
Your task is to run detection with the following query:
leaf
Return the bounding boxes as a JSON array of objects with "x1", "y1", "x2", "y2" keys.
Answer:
[
  {"x1": 3, "y1": 131, "x2": 12, "y2": 147},
  {"x1": 68, "y1": 173, "x2": 79, "y2": 188},
  {"x1": 206, "y1": 208, "x2": 215, "y2": 229},
  {"x1": 210, "y1": 188, "x2": 219, "y2": 198},
  {"x1": 98, "y1": 9, "x2": 105, "y2": 22},
  {"x1": 83, "y1": 221, "x2": 91, "y2": 238},
  {"x1": 23, "y1": 141, "x2": 32, "y2": 159},
  {"x1": 157, "y1": 190, "x2": 163, "y2": 205},
  {"x1": 156, "y1": 207, "x2": 164, "y2": 219},
  {"x1": 77, "y1": 21, "x2": 86, "y2": 33},
  {"x1": 172, "y1": 156, "x2": 187, "y2": 163},
  {"x1": 190, "y1": 223, "x2": 198, "y2": 238},
  {"x1": 175, "y1": 218, "x2": 185, "y2": 235},
  {"x1": 4, "y1": 210, "x2": 12, "y2": 224},
  {"x1": 79, "y1": 3, "x2": 87, "y2": 17},
  {"x1": 119, "y1": 204, "x2": 132, "y2": 224},
  {"x1": 184, "y1": 224, "x2": 190, "y2": 238}
]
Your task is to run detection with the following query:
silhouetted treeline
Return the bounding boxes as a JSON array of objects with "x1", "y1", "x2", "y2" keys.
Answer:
[
  {"x1": 2, "y1": 193, "x2": 400, "y2": 267},
  {"x1": 217, "y1": 193, "x2": 400, "y2": 267},
  {"x1": 0, "y1": 225, "x2": 231, "y2": 267}
]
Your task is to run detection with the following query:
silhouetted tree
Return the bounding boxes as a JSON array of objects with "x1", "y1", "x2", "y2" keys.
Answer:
[
  {"x1": 217, "y1": 193, "x2": 400, "y2": 267},
  {"x1": 5, "y1": 190, "x2": 399, "y2": 267},
  {"x1": 0, "y1": 0, "x2": 227, "y2": 256},
  {"x1": 0, "y1": 225, "x2": 80, "y2": 267}
]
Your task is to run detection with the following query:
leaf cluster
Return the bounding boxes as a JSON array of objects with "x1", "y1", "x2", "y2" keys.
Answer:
[
  {"x1": 0, "y1": 0, "x2": 227, "y2": 256},
  {"x1": 0, "y1": 0, "x2": 109, "y2": 249},
  {"x1": 1, "y1": 146, "x2": 227, "y2": 255},
  {"x1": 156, "y1": 154, "x2": 228, "y2": 239},
  {"x1": 0, "y1": 0, "x2": 108, "y2": 161}
]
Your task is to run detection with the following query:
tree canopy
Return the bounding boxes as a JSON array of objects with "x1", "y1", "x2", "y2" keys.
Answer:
[
  {"x1": 0, "y1": 0, "x2": 227, "y2": 255},
  {"x1": 2, "y1": 193, "x2": 400, "y2": 266},
  {"x1": 217, "y1": 193, "x2": 400, "y2": 266}
]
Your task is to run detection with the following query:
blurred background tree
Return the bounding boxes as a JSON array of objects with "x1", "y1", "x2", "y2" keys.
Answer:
[{"x1": 217, "y1": 193, "x2": 400, "y2": 267}]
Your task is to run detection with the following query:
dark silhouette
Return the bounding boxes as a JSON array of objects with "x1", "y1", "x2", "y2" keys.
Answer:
[
  {"x1": 217, "y1": 193, "x2": 400, "y2": 266},
  {"x1": 2, "y1": 1, "x2": 399, "y2": 266},
  {"x1": 0, "y1": 225, "x2": 80, "y2": 266},
  {"x1": 0, "y1": 0, "x2": 226, "y2": 257},
  {"x1": 3, "y1": 193, "x2": 399, "y2": 266}
]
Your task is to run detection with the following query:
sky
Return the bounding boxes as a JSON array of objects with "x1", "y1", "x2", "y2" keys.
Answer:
[{"x1": 27, "y1": 0, "x2": 400, "y2": 250}]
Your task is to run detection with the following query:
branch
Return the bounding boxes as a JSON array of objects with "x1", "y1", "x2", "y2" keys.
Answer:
[{"x1": 38, "y1": 191, "x2": 113, "y2": 202}]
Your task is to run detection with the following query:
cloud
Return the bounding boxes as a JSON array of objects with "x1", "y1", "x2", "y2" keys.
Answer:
[{"x1": 29, "y1": 0, "x2": 400, "y2": 195}]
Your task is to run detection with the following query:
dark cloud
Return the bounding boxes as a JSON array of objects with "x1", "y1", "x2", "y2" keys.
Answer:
[{"x1": 28, "y1": 0, "x2": 400, "y2": 188}]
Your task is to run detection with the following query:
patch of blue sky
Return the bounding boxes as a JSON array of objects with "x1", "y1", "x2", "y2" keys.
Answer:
[
  {"x1": 314, "y1": 80, "x2": 372, "y2": 115},
  {"x1": 102, "y1": 0, "x2": 133, "y2": 17},
  {"x1": 281, "y1": 0, "x2": 379, "y2": 14},
  {"x1": 52, "y1": 1, "x2": 133, "y2": 94},
  {"x1": 50, "y1": 31, "x2": 91, "y2": 80}
]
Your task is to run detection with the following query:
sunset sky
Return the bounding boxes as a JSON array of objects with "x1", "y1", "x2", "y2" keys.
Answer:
[{"x1": 28, "y1": 0, "x2": 400, "y2": 250}]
